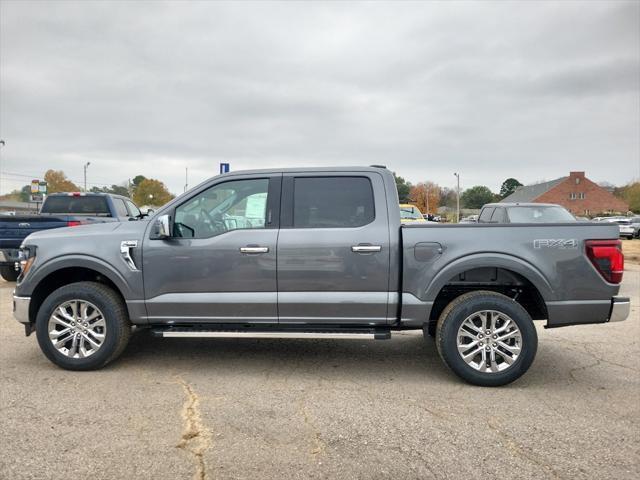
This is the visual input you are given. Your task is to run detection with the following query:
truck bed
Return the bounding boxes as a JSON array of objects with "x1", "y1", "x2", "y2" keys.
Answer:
[{"x1": 400, "y1": 222, "x2": 621, "y2": 328}]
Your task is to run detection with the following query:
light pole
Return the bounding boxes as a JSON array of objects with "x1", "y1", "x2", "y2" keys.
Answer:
[
  {"x1": 454, "y1": 172, "x2": 460, "y2": 223},
  {"x1": 83, "y1": 162, "x2": 91, "y2": 192}
]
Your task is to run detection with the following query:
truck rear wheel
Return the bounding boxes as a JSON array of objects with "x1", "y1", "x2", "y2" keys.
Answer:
[
  {"x1": 35, "y1": 282, "x2": 131, "y2": 370},
  {"x1": 435, "y1": 290, "x2": 538, "y2": 387},
  {"x1": 0, "y1": 266, "x2": 19, "y2": 282}
]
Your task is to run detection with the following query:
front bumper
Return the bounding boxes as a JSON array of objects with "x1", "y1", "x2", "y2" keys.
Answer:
[
  {"x1": 609, "y1": 296, "x2": 630, "y2": 323},
  {"x1": 13, "y1": 293, "x2": 30, "y2": 325},
  {"x1": 0, "y1": 248, "x2": 19, "y2": 265}
]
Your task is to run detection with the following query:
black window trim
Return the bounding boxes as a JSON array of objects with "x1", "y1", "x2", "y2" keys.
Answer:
[{"x1": 281, "y1": 174, "x2": 376, "y2": 229}]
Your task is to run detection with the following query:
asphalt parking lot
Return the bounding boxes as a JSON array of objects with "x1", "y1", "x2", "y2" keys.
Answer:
[{"x1": 1, "y1": 267, "x2": 638, "y2": 480}]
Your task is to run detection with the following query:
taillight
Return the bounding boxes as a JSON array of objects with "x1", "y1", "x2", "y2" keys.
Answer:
[
  {"x1": 586, "y1": 240, "x2": 624, "y2": 284},
  {"x1": 67, "y1": 220, "x2": 82, "y2": 227}
]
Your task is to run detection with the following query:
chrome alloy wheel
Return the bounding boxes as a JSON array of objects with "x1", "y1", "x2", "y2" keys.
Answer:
[
  {"x1": 456, "y1": 310, "x2": 522, "y2": 373},
  {"x1": 48, "y1": 300, "x2": 107, "y2": 358}
]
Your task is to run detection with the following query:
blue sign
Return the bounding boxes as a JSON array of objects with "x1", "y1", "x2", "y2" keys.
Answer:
[{"x1": 220, "y1": 163, "x2": 230, "y2": 174}]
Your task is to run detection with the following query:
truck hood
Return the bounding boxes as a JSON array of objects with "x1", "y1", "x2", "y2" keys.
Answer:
[{"x1": 24, "y1": 220, "x2": 148, "y2": 243}]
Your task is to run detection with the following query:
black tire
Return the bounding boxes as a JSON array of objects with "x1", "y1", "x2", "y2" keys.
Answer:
[
  {"x1": 35, "y1": 282, "x2": 131, "y2": 370},
  {"x1": 436, "y1": 290, "x2": 538, "y2": 387},
  {"x1": 0, "y1": 266, "x2": 19, "y2": 282}
]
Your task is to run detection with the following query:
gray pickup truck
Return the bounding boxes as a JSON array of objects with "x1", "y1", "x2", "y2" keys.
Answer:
[{"x1": 13, "y1": 167, "x2": 629, "y2": 386}]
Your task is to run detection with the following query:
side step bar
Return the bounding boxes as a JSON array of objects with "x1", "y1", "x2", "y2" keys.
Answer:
[{"x1": 153, "y1": 327, "x2": 391, "y2": 340}]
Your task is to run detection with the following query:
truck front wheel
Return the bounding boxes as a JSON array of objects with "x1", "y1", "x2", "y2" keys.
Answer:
[
  {"x1": 435, "y1": 290, "x2": 538, "y2": 387},
  {"x1": 0, "y1": 266, "x2": 19, "y2": 282},
  {"x1": 35, "y1": 282, "x2": 131, "y2": 370}
]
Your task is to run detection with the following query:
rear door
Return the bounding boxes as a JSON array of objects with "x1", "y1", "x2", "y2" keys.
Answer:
[{"x1": 277, "y1": 172, "x2": 391, "y2": 325}]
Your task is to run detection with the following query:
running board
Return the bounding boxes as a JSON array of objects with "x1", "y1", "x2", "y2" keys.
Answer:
[{"x1": 153, "y1": 327, "x2": 391, "y2": 340}]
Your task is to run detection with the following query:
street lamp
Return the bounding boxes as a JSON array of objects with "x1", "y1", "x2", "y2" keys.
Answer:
[
  {"x1": 454, "y1": 172, "x2": 460, "y2": 223},
  {"x1": 83, "y1": 162, "x2": 91, "y2": 192}
]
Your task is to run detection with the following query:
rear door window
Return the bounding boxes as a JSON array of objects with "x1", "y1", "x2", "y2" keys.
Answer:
[
  {"x1": 113, "y1": 199, "x2": 129, "y2": 217},
  {"x1": 293, "y1": 177, "x2": 375, "y2": 228}
]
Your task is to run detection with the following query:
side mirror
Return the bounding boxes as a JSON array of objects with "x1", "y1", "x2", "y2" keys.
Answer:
[{"x1": 150, "y1": 214, "x2": 171, "y2": 239}]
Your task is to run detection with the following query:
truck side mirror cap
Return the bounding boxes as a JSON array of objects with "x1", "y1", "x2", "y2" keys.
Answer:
[{"x1": 150, "y1": 214, "x2": 171, "y2": 239}]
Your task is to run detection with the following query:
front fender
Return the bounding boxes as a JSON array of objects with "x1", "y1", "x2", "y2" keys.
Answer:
[
  {"x1": 18, "y1": 254, "x2": 140, "y2": 301},
  {"x1": 423, "y1": 253, "x2": 556, "y2": 302}
]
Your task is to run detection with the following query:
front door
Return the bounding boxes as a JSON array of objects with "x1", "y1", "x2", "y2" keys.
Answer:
[
  {"x1": 142, "y1": 174, "x2": 281, "y2": 324},
  {"x1": 277, "y1": 172, "x2": 391, "y2": 325}
]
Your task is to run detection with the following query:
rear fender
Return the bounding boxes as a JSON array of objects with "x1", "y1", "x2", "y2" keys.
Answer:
[{"x1": 423, "y1": 253, "x2": 555, "y2": 303}]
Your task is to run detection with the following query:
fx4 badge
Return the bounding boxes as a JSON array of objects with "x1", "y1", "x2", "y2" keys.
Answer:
[{"x1": 533, "y1": 239, "x2": 578, "y2": 249}]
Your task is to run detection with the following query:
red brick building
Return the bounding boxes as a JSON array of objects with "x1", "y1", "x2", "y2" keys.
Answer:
[{"x1": 501, "y1": 171, "x2": 629, "y2": 217}]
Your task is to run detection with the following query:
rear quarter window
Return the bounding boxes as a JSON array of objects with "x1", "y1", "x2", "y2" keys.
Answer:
[{"x1": 478, "y1": 207, "x2": 494, "y2": 223}]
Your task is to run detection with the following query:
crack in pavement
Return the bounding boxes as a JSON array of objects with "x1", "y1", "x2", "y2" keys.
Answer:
[
  {"x1": 487, "y1": 417, "x2": 563, "y2": 480},
  {"x1": 175, "y1": 376, "x2": 212, "y2": 480}
]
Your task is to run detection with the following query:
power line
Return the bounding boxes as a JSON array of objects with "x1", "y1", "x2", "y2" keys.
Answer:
[{"x1": 1, "y1": 170, "x2": 125, "y2": 187}]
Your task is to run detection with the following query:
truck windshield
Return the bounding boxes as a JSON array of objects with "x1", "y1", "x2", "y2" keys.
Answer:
[
  {"x1": 506, "y1": 206, "x2": 575, "y2": 223},
  {"x1": 41, "y1": 196, "x2": 110, "y2": 215}
]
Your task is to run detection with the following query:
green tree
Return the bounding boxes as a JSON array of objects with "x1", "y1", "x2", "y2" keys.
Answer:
[
  {"x1": 90, "y1": 183, "x2": 131, "y2": 197},
  {"x1": 132, "y1": 178, "x2": 174, "y2": 207},
  {"x1": 460, "y1": 185, "x2": 495, "y2": 209},
  {"x1": 19, "y1": 185, "x2": 31, "y2": 202},
  {"x1": 499, "y1": 178, "x2": 523, "y2": 199},
  {"x1": 132, "y1": 175, "x2": 147, "y2": 188},
  {"x1": 393, "y1": 172, "x2": 412, "y2": 203},
  {"x1": 618, "y1": 182, "x2": 640, "y2": 212},
  {"x1": 439, "y1": 187, "x2": 457, "y2": 209}
]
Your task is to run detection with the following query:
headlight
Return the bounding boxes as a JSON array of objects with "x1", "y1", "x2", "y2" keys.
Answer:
[{"x1": 17, "y1": 246, "x2": 37, "y2": 278}]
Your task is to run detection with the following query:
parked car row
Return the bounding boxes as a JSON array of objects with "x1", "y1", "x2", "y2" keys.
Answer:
[{"x1": 592, "y1": 216, "x2": 638, "y2": 239}]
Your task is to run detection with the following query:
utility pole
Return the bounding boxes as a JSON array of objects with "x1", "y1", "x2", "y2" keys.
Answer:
[
  {"x1": 83, "y1": 162, "x2": 91, "y2": 192},
  {"x1": 184, "y1": 167, "x2": 188, "y2": 192},
  {"x1": 454, "y1": 172, "x2": 460, "y2": 223},
  {"x1": 426, "y1": 183, "x2": 430, "y2": 215}
]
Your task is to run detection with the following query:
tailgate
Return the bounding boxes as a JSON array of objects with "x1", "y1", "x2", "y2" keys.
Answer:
[{"x1": 0, "y1": 216, "x2": 68, "y2": 248}]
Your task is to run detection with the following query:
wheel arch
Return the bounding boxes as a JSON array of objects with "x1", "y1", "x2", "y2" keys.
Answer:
[
  {"x1": 425, "y1": 254, "x2": 552, "y2": 327},
  {"x1": 26, "y1": 256, "x2": 132, "y2": 325}
]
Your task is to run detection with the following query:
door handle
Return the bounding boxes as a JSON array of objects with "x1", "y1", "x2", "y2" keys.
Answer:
[
  {"x1": 351, "y1": 245, "x2": 382, "y2": 253},
  {"x1": 240, "y1": 246, "x2": 269, "y2": 254}
]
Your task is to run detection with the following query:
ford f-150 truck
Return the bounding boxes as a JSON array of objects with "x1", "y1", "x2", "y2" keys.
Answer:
[
  {"x1": 0, "y1": 192, "x2": 143, "y2": 281},
  {"x1": 12, "y1": 167, "x2": 630, "y2": 386}
]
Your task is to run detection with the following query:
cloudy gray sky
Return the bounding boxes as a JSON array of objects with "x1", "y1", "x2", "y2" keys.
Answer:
[{"x1": 1, "y1": 0, "x2": 639, "y2": 195}]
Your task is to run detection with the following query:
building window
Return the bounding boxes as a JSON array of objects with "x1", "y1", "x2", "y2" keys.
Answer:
[
  {"x1": 569, "y1": 192, "x2": 585, "y2": 200},
  {"x1": 579, "y1": 192, "x2": 585, "y2": 199}
]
